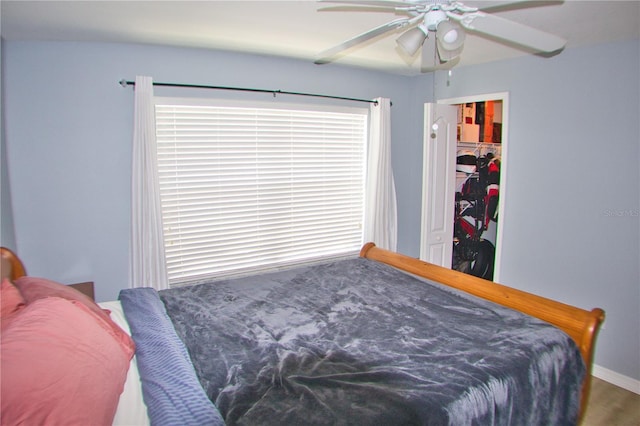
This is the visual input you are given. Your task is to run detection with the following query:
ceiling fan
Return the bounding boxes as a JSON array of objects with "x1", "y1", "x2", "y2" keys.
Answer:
[{"x1": 314, "y1": 0, "x2": 567, "y2": 72}]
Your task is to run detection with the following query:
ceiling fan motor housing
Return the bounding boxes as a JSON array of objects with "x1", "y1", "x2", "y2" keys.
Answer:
[{"x1": 424, "y1": 10, "x2": 448, "y2": 31}]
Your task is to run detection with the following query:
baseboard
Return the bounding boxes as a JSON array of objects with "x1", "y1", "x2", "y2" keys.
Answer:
[{"x1": 592, "y1": 364, "x2": 640, "y2": 394}]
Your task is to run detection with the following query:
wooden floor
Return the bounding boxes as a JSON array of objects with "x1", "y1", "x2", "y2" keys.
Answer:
[{"x1": 582, "y1": 377, "x2": 640, "y2": 425}]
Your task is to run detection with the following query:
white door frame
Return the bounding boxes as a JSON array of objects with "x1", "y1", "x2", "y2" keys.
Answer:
[{"x1": 437, "y1": 91, "x2": 509, "y2": 283}]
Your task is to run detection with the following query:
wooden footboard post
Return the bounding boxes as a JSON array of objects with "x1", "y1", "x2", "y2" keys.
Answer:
[
  {"x1": 577, "y1": 307, "x2": 605, "y2": 423},
  {"x1": 359, "y1": 242, "x2": 605, "y2": 422}
]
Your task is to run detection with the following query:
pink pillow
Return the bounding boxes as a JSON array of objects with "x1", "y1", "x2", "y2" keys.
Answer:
[
  {"x1": 14, "y1": 276, "x2": 135, "y2": 358},
  {"x1": 1, "y1": 278, "x2": 26, "y2": 327},
  {"x1": 1, "y1": 297, "x2": 131, "y2": 425}
]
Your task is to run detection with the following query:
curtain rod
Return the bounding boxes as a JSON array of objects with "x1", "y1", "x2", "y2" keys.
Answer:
[{"x1": 119, "y1": 79, "x2": 381, "y2": 106}]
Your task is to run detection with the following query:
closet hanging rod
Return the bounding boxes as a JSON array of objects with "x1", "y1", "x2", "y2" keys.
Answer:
[{"x1": 119, "y1": 79, "x2": 383, "y2": 106}]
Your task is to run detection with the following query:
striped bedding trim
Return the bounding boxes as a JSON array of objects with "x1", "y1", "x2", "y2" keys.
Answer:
[{"x1": 119, "y1": 287, "x2": 225, "y2": 426}]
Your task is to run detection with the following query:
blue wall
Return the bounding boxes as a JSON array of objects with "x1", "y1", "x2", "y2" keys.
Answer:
[
  {"x1": 3, "y1": 39, "x2": 639, "y2": 383},
  {"x1": 2, "y1": 41, "x2": 415, "y2": 299},
  {"x1": 419, "y1": 40, "x2": 639, "y2": 382},
  {"x1": 1, "y1": 40, "x2": 17, "y2": 250}
]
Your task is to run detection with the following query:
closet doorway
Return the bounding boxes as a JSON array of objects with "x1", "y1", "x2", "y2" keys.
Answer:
[{"x1": 420, "y1": 92, "x2": 508, "y2": 283}]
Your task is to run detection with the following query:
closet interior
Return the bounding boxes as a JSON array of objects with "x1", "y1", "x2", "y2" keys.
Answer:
[{"x1": 453, "y1": 100, "x2": 502, "y2": 280}]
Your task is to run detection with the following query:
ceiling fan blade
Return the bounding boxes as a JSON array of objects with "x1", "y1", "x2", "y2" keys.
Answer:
[
  {"x1": 464, "y1": 0, "x2": 563, "y2": 12},
  {"x1": 451, "y1": 11, "x2": 566, "y2": 53},
  {"x1": 318, "y1": 0, "x2": 415, "y2": 9},
  {"x1": 463, "y1": 0, "x2": 533, "y2": 11},
  {"x1": 421, "y1": 36, "x2": 438, "y2": 72},
  {"x1": 315, "y1": 17, "x2": 412, "y2": 64}
]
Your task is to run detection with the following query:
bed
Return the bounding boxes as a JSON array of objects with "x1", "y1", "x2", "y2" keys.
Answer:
[{"x1": 1, "y1": 243, "x2": 604, "y2": 425}]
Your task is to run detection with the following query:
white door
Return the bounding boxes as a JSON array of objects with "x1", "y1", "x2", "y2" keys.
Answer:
[{"x1": 420, "y1": 103, "x2": 457, "y2": 267}]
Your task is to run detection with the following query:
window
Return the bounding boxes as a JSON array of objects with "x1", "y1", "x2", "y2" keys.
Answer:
[{"x1": 155, "y1": 98, "x2": 368, "y2": 286}]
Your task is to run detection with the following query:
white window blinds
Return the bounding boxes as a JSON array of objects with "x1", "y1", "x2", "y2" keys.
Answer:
[{"x1": 155, "y1": 99, "x2": 368, "y2": 286}]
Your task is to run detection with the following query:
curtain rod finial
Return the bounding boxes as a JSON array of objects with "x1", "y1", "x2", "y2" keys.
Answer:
[{"x1": 119, "y1": 79, "x2": 130, "y2": 88}]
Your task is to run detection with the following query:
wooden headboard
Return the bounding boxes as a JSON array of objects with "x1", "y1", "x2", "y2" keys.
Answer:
[
  {"x1": 1, "y1": 247, "x2": 27, "y2": 281},
  {"x1": 0, "y1": 247, "x2": 95, "y2": 301}
]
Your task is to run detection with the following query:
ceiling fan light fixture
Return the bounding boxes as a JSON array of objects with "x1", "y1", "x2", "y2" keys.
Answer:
[
  {"x1": 442, "y1": 28, "x2": 459, "y2": 44},
  {"x1": 436, "y1": 20, "x2": 465, "y2": 52},
  {"x1": 396, "y1": 26, "x2": 428, "y2": 56}
]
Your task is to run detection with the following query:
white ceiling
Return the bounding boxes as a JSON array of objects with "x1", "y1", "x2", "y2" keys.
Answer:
[{"x1": 1, "y1": 0, "x2": 639, "y2": 76}]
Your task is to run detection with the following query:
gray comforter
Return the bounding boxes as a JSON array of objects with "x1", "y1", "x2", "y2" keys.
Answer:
[{"x1": 159, "y1": 257, "x2": 584, "y2": 425}]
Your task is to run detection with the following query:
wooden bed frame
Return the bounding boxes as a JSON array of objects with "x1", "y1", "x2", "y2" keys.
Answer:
[
  {"x1": 1, "y1": 247, "x2": 95, "y2": 300},
  {"x1": 1, "y1": 247, "x2": 27, "y2": 281},
  {"x1": 3, "y1": 244, "x2": 604, "y2": 421},
  {"x1": 360, "y1": 242, "x2": 604, "y2": 421}
]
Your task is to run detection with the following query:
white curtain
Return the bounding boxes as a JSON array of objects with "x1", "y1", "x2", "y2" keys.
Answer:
[
  {"x1": 364, "y1": 97, "x2": 398, "y2": 251},
  {"x1": 130, "y1": 76, "x2": 168, "y2": 290}
]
